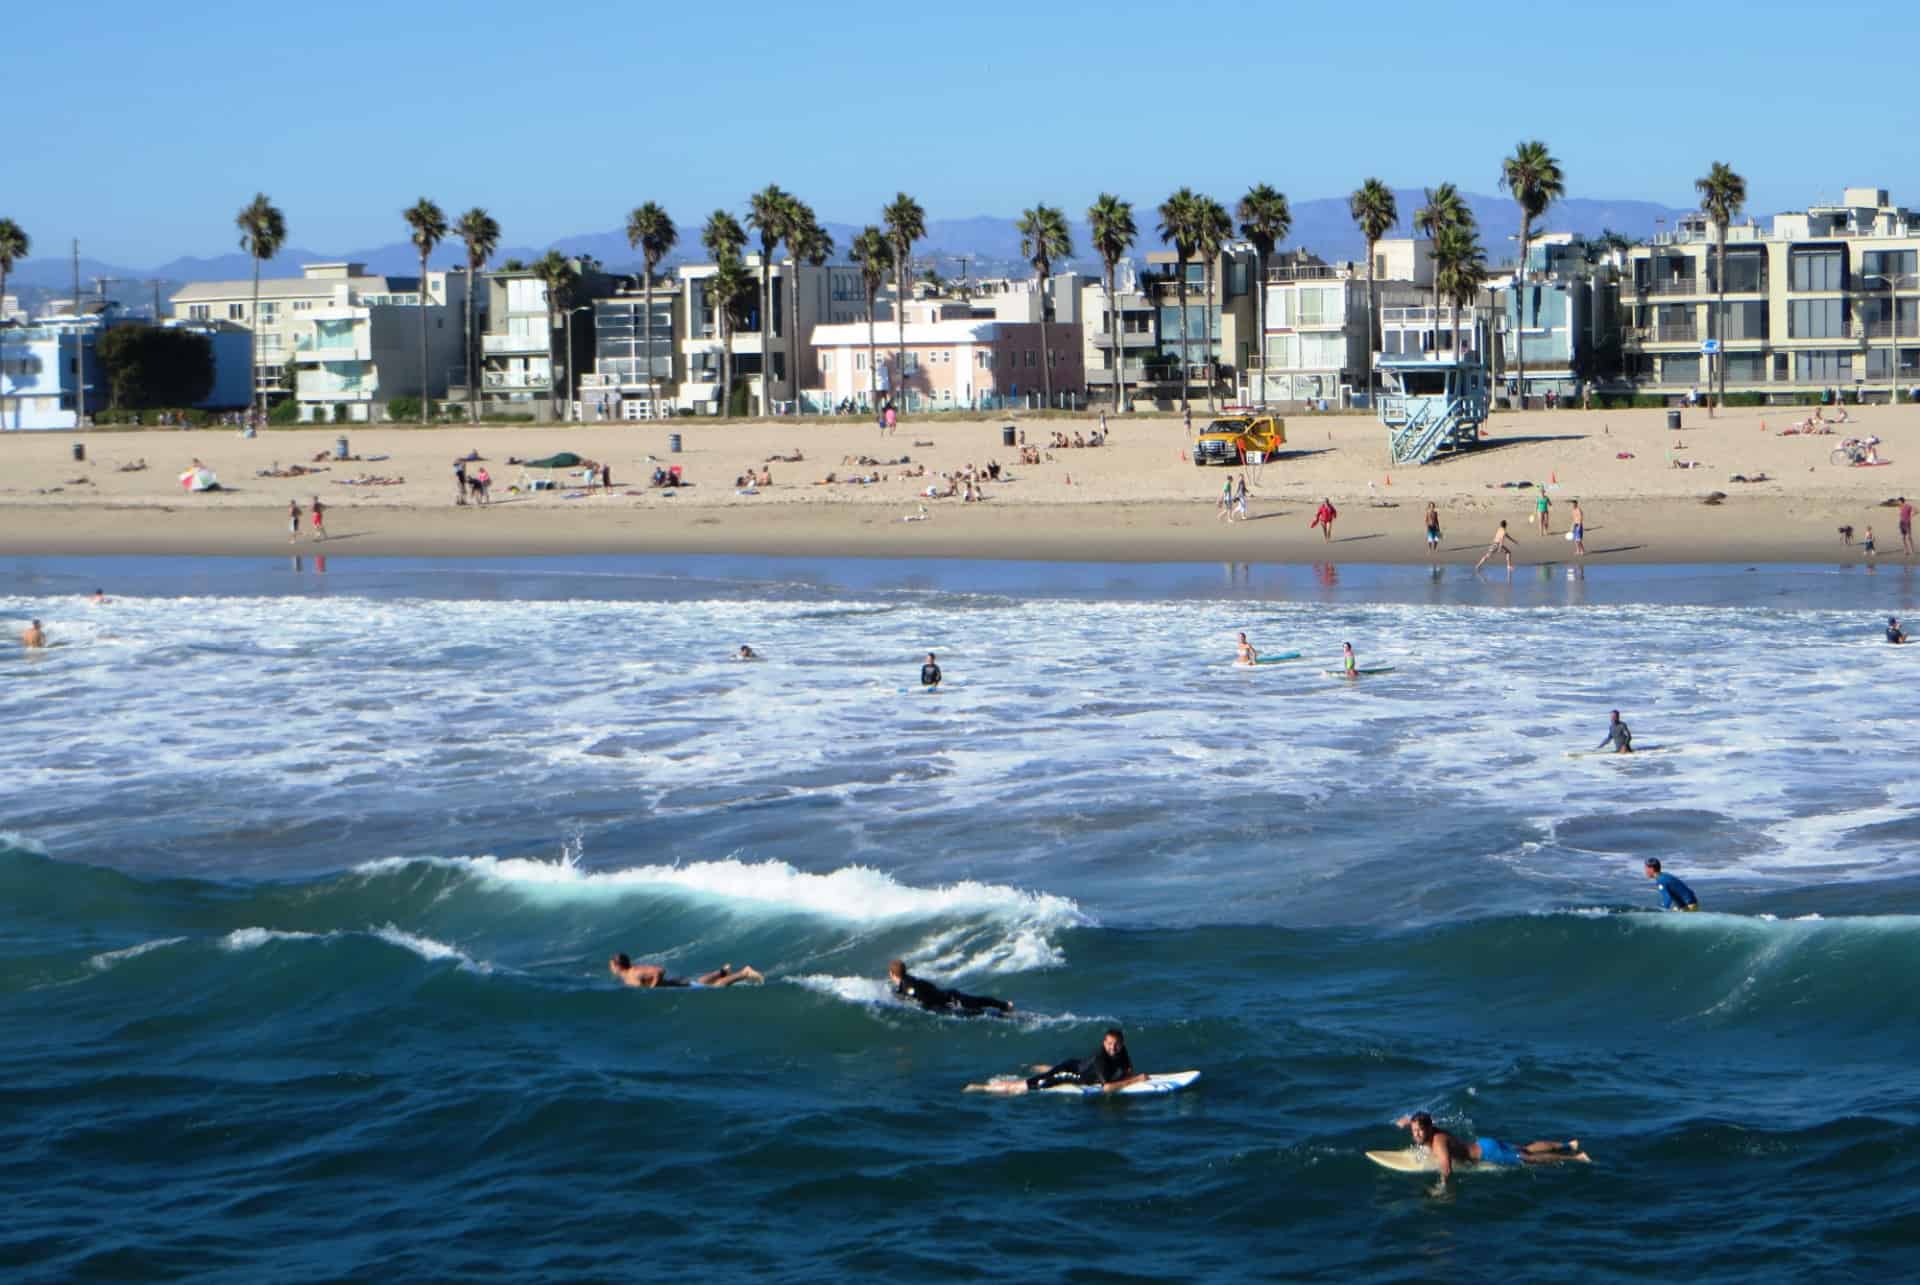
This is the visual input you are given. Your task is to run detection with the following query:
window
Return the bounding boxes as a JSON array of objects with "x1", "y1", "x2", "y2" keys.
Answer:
[
  {"x1": 188, "y1": 304, "x2": 210, "y2": 321},
  {"x1": 228, "y1": 303, "x2": 245, "y2": 320},
  {"x1": 1663, "y1": 354, "x2": 1701, "y2": 383},
  {"x1": 257, "y1": 302, "x2": 279, "y2": 321},
  {"x1": 902, "y1": 353, "x2": 918, "y2": 372},
  {"x1": 1025, "y1": 351, "x2": 1035, "y2": 367},
  {"x1": 1721, "y1": 300, "x2": 1767, "y2": 341},
  {"x1": 1713, "y1": 252, "x2": 1766, "y2": 294},
  {"x1": 1794, "y1": 349, "x2": 1852, "y2": 381},
  {"x1": 856, "y1": 352, "x2": 866, "y2": 371},
  {"x1": 1789, "y1": 247, "x2": 1844, "y2": 292},
  {"x1": 820, "y1": 352, "x2": 832, "y2": 372},
  {"x1": 292, "y1": 300, "x2": 313, "y2": 312},
  {"x1": 1789, "y1": 298, "x2": 1845, "y2": 338},
  {"x1": 1862, "y1": 249, "x2": 1917, "y2": 282},
  {"x1": 1299, "y1": 332, "x2": 1345, "y2": 368},
  {"x1": 1725, "y1": 352, "x2": 1766, "y2": 382},
  {"x1": 506, "y1": 279, "x2": 547, "y2": 314}
]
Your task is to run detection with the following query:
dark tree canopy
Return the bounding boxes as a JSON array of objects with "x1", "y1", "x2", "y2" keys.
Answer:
[{"x1": 97, "y1": 326, "x2": 216, "y2": 409}]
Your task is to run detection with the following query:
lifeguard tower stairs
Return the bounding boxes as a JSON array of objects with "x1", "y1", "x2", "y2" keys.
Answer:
[{"x1": 1375, "y1": 354, "x2": 1490, "y2": 465}]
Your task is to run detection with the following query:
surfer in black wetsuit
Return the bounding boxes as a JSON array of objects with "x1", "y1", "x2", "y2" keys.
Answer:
[
  {"x1": 1598, "y1": 709, "x2": 1632, "y2": 754},
  {"x1": 920, "y1": 652, "x2": 942, "y2": 688},
  {"x1": 888, "y1": 959, "x2": 1012, "y2": 1016},
  {"x1": 965, "y1": 1029, "x2": 1147, "y2": 1094},
  {"x1": 1888, "y1": 617, "x2": 1908, "y2": 645}
]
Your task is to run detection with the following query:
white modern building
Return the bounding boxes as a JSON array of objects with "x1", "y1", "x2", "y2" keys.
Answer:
[{"x1": 284, "y1": 264, "x2": 467, "y2": 422}]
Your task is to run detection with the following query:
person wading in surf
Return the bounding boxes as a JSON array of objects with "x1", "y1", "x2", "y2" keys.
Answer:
[{"x1": 1598, "y1": 709, "x2": 1633, "y2": 754}]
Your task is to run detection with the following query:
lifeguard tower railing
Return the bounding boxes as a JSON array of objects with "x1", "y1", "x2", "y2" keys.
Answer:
[{"x1": 1375, "y1": 354, "x2": 1490, "y2": 465}]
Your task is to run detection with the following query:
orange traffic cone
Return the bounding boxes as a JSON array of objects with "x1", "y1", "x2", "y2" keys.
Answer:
[
  {"x1": 1384, "y1": 474, "x2": 1392, "y2": 486},
  {"x1": 1551, "y1": 471, "x2": 1557, "y2": 485}
]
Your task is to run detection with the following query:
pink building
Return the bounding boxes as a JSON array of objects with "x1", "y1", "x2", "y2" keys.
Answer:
[{"x1": 808, "y1": 310, "x2": 1083, "y2": 410}]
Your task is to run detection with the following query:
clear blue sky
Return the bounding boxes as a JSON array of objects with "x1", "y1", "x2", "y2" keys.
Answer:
[{"x1": 10, "y1": 0, "x2": 1915, "y2": 265}]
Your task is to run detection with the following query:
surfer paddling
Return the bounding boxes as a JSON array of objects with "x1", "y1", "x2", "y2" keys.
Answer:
[
  {"x1": 966, "y1": 1028, "x2": 1147, "y2": 1094},
  {"x1": 1394, "y1": 1112, "x2": 1588, "y2": 1178},
  {"x1": 1598, "y1": 709, "x2": 1633, "y2": 754},
  {"x1": 888, "y1": 960, "x2": 1013, "y2": 1017},
  {"x1": 1888, "y1": 617, "x2": 1908, "y2": 645},
  {"x1": 608, "y1": 953, "x2": 763, "y2": 988}
]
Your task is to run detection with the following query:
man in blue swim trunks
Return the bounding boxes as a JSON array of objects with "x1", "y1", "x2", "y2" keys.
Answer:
[
  {"x1": 1643, "y1": 859, "x2": 1699, "y2": 911},
  {"x1": 1395, "y1": 1112, "x2": 1587, "y2": 1178}
]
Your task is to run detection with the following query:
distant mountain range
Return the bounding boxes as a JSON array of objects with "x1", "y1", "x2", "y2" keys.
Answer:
[{"x1": 11, "y1": 190, "x2": 1699, "y2": 295}]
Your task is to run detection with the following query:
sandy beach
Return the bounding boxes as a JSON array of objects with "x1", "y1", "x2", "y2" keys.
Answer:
[{"x1": 1, "y1": 404, "x2": 1914, "y2": 563}]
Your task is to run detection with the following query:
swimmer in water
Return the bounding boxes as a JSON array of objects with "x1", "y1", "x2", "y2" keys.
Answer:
[
  {"x1": 1887, "y1": 616, "x2": 1908, "y2": 645},
  {"x1": 920, "y1": 652, "x2": 942, "y2": 688},
  {"x1": 21, "y1": 619, "x2": 46, "y2": 648},
  {"x1": 608, "y1": 953, "x2": 763, "y2": 988},
  {"x1": 1236, "y1": 632, "x2": 1259, "y2": 664},
  {"x1": 738, "y1": 644, "x2": 758, "y2": 659}
]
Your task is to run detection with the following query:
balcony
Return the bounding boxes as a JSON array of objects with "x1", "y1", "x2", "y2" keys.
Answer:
[
  {"x1": 483, "y1": 332, "x2": 552, "y2": 355},
  {"x1": 1089, "y1": 330, "x2": 1154, "y2": 349},
  {"x1": 1630, "y1": 278, "x2": 1704, "y2": 297},
  {"x1": 1861, "y1": 319, "x2": 1920, "y2": 339},
  {"x1": 483, "y1": 371, "x2": 552, "y2": 390},
  {"x1": 1632, "y1": 323, "x2": 1699, "y2": 344},
  {"x1": 1265, "y1": 264, "x2": 1347, "y2": 283}
]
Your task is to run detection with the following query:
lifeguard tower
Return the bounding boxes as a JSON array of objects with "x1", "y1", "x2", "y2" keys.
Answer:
[{"x1": 1375, "y1": 352, "x2": 1490, "y2": 465}]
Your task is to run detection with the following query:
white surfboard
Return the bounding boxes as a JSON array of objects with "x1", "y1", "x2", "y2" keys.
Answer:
[
  {"x1": 1563, "y1": 745, "x2": 1672, "y2": 759},
  {"x1": 1366, "y1": 1147, "x2": 1590, "y2": 1171},
  {"x1": 969, "y1": 1070, "x2": 1202, "y2": 1096}
]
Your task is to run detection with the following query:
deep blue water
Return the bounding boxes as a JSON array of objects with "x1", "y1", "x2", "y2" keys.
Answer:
[{"x1": 3, "y1": 555, "x2": 1918, "y2": 1282}]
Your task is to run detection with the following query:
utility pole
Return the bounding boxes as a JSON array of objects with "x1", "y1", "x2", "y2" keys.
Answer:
[
  {"x1": 145, "y1": 279, "x2": 166, "y2": 320},
  {"x1": 92, "y1": 277, "x2": 120, "y2": 305}
]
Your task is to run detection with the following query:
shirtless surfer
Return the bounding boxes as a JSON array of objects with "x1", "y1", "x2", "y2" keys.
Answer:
[
  {"x1": 608, "y1": 953, "x2": 763, "y2": 988},
  {"x1": 1394, "y1": 1112, "x2": 1587, "y2": 1179},
  {"x1": 20, "y1": 619, "x2": 46, "y2": 648}
]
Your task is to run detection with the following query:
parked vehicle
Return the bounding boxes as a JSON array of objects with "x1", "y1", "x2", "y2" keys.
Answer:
[{"x1": 1193, "y1": 414, "x2": 1286, "y2": 465}]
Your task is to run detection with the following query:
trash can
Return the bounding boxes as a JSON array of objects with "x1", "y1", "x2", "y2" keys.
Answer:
[
  {"x1": 669, "y1": 433, "x2": 682, "y2": 454},
  {"x1": 334, "y1": 436, "x2": 350, "y2": 460},
  {"x1": 71, "y1": 442, "x2": 85, "y2": 462},
  {"x1": 1665, "y1": 410, "x2": 1681, "y2": 431},
  {"x1": 1002, "y1": 425, "x2": 1016, "y2": 447}
]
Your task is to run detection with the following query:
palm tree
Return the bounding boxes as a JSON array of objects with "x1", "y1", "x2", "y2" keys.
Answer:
[
  {"x1": 786, "y1": 208, "x2": 834, "y2": 413},
  {"x1": 1695, "y1": 161, "x2": 1747, "y2": 408},
  {"x1": 1194, "y1": 195, "x2": 1231, "y2": 411},
  {"x1": 625, "y1": 203, "x2": 677, "y2": 420},
  {"x1": 1015, "y1": 204, "x2": 1073, "y2": 407},
  {"x1": 1500, "y1": 140, "x2": 1566, "y2": 409},
  {"x1": 1433, "y1": 224, "x2": 1489, "y2": 364},
  {"x1": 1415, "y1": 184, "x2": 1472, "y2": 361},
  {"x1": 882, "y1": 193, "x2": 926, "y2": 410},
  {"x1": 747, "y1": 184, "x2": 793, "y2": 413},
  {"x1": 851, "y1": 226, "x2": 892, "y2": 411},
  {"x1": 1237, "y1": 185, "x2": 1291, "y2": 402},
  {"x1": 1087, "y1": 194, "x2": 1137, "y2": 412},
  {"x1": 1157, "y1": 188, "x2": 1201, "y2": 412},
  {"x1": 0, "y1": 217, "x2": 28, "y2": 428},
  {"x1": 454, "y1": 208, "x2": 500, "y2": 424},
  {"x1": 1348, "y1": 179, "x2": 1399, "y2": 404},
  {"x1": 532, "y1": 249, "x2": 579, "y2": 420},
  {"x1": 700, "y1": 211, "x2": 746, "y2": 411},
  {"x1": 707, "y1": 254, "x2": 754, "y2": 416},
  {"x1": 403, "y1": 198, "x2": 448, "y2": 424},
  {"x1": 234, "y1": 194, "x2": 286, "y2": 424}
]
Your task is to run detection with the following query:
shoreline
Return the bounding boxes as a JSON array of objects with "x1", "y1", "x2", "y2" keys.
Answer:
[{"x1": 0, "y1": 495, "x2": 1913, "y2": 564}]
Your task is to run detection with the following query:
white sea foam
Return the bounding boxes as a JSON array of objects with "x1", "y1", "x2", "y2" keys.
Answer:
[
  {"x1": 221, "y1": 927, "x2": 324, "y2": 951},
  {"x1": 86, "y1": 937, "x2": 188, "y2": 970},
  {"x1": 371, "y1": 925, "x2": 489, "y2": 971}
]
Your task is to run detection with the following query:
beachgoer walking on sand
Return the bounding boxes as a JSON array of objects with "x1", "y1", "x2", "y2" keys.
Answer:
[
  {"x1": 1309, "y1": 497, "x2": 1337, "y2": 541},
  {"x1": 1423, "y1": 502, "x2": 1441, "y2": 553},
  {"x1": 310, "y1": 496, "x2": 325, "y2": 541},
  {"x1": 1233, "y1": 474, "x2": 1249, "y2": 521},
  {"x1": 1183, "y1": 406, "x2": 1193, "y2": 436},
  {"x1": 1474, "y1": 520, "x2": 1518, "y2": 572},
  {"x1": 1570, "y1": 499, "x2": 1586, "y2": 557},
  {"x1": 885, "y1": 402, "x2": 898, "y2": 435},
  {"x1": 1217, "y1": 476, "x2": 1234, "y2": 523},
  {"x1": 1900, "y1": 497, "x2": 1914, "y2": 556},
  {"x1": 1863, "y1": 525, "x2": 1877, "y2": 558},
  {"x1": 473, "y1": 468, "x2": 491, "y2": 505},
  {"x1": 288, "y1": 499, "x2": 302, "y2": 543}
]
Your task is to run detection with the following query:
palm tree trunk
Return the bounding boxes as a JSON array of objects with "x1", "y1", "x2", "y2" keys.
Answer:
[
  {"x1": 1364, "y1": 240, "x2": 1377, "y2": 406},
  {"x1": 250, "y1": 256, "x2": 261, "y2": 423},
  {"x1": 1203, "y1": 259, "x2": 1217, "y2": 412},
  {"x1": 548, "y1": 303, "x2": 560, "y2": 421},
  {"x1": 419, "y1": 251, "x2": 430, "y2": 424},
  {"x1": 1107, "y1": 265, "x2": 1122, "y2": 413},
  {"x1": 466, "y1": 262, "x2": 477, "y2": 424},
  {"x1": 788, "y1": 260, "x2": 802, "y2": 415},
  {"x1": 760, "y1": 261, "x2": 772, "y2": 416},
  {"x1": 1716, "y1": 231, "x2": 1727, "y2": 409},
  {"x1": 1176, "y1": 259, "x2": 1190, "y2": 413},
  {"x1": 642, "y1": 269, "x2": 655, "y2": 420},
  {"x1": 721, "y1": 312, "x2": 732, "y2": 417},
  {"x1": 1515, "y1": 215, "x2": 1531, "y2": 409},
  {"x1": 1255, "y1": 249, "x2": 1268, "y2": 404},
  {"x1": 1039, "y1": 272, "x2": 1053, "y2": 407},
  {"x1": 866, "y1": 293, "x2": 877, "y2": 409},
  {"x1": 894, "y1": 250, "x2": 907, "y2": 414}
]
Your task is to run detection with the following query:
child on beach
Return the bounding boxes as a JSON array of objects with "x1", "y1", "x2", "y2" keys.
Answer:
[
  {"x1": 288, "y1": 499, "x2": 302, "y2": 543},
  {"x1": 1424, "y1": 503, "x2": 1441, "y2": 552},
  {"x1": 310, "y1": 497, "x2": 325, "y2": 541},
  {"x1": 1863, "y1": 526, "x2": 1876, "y2": 558}
]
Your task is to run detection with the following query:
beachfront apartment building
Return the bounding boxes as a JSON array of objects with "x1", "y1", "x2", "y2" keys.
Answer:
[
  {"x1": 808, "y1": 301, "x2": 1084, "y2": 411},
  {"x1": 467, "y1": 260, "x2": 614, "y2": 418},
  {"x1": 0, "y1": 309, "x2": 108, "y2": 429},
  {"x1": 675, "y1": 257, "x2": 868, "y2": 416},
  {"x1": 1497, "y1": 234, "x2": 1619, "y2": 404},
  {"x1": 1140, "y1": 249, "x2": 1257, "y2": 410},
  {"x1": 1618, "y1": 186, "x2": 1920, "y2": 402},
  {"x1": 279, "y1": 264, "x2": 467, "y2": 423},
  {"x1": 172, "y1": 263, "x2": 463, "y2": 406},
  {"x1": 1080, "y1": 262, "x2": 1157, "y2": 408},
  {"x1": 578, "y1": 282, "x2": 680, "y2": 420}
]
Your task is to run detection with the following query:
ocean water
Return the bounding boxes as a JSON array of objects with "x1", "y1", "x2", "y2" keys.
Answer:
[{"x1": 3, "y1": 555, "x2": 1919, "y2": 1282}]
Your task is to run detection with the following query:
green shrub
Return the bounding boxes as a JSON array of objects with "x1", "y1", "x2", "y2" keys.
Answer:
[
  {"x1": 332, "y1": 403, "x2": 350, "y2": 424},
  {"x1": 386, "y1": 396, "x2": 419, "y2": 422},
  {"x1": 268, "y1": 400, "x2": 300, "y2": 425}
]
